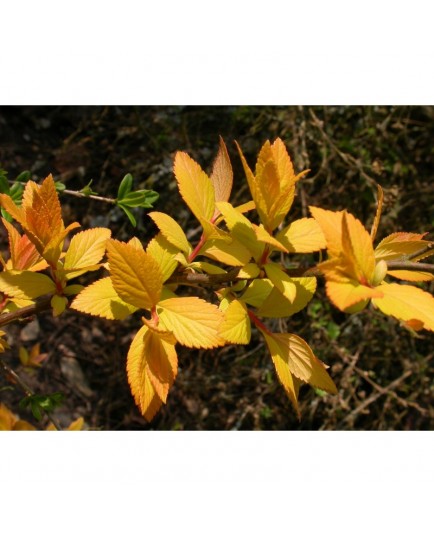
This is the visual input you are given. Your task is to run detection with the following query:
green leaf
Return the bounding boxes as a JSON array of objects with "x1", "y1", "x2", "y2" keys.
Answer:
[
  {"x1": 0, "y1": 170, "x2": 10, "y2": 194},
  {"x1": 80, "y1": 180, "x2": 98, "y2": 196},
  {"x1": 118, "y1": 190, "x2": 159, "y2": 208},
  {"x1": 55, "y1": 181, "x2": 66, "y2": 192},
  {"x1": 119, "y1": 204, "x2": 137, "y2": 227},
  {"x1": 16, "y1": 170, "x2": 31, "y2": 182},
  {"x1": 1, "y1": 207, "x2": 13, "y2": 222},
  {"x1": 10, "y1": 182, "x2": 24, "y2": 203},
  {"x1": 117, "y1": 173, "x2": 133, "y2": 200}
]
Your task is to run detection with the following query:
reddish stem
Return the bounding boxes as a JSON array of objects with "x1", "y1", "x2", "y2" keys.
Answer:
[
  {"x1": 247, "y1": 309, "x2": 271, "y2": 335},
  {"x1": 188, "y1": 233, "x2": 206, "y2": 263}
]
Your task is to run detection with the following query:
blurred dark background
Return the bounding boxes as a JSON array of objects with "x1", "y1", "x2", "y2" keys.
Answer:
[{"x1": 0, "y1": 105, "x2": 433, "y2": 430}]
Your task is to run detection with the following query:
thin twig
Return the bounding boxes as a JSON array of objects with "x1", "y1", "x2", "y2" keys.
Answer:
[
  {"x1": 0, "y1": 295, "x2": 52, "y2": 328},
  {"x1": 62, "y1": 189, "x2": 117, "y2": 204},
  {"x1": 386, "y1": 261, "x2": 434, "y2": 274}
]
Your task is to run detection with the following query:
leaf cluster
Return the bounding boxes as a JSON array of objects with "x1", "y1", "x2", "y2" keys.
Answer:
[{"x1": 0, "y1": 137, "x2": 432, "y2": 425}]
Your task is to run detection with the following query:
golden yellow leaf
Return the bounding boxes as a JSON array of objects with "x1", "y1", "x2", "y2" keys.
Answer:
[
  {"x1": 71, "y1": 277, "x2": 138, "y2": 320},
  {"x1": 63, "y1": 228, "x2": 111, "y2": 278},
  {"x1": 276, "y1": 217, "x2": 326, "y2": 253},
  {"x1": 270, "y1": 138, "x2": 295, "y2": 192},
  {"x1": 235, "y1": 200, "x2": 256, "y2": 214},
  {"x1": 258, "y1": 277, "x2": 317, "y2": 318},
  {"x1": 174, "y1": 151, "x2": 215, "y2": 222},
  {"x1": 386, "y1": 270, "x2": 434, "y2": 282},
  {"x1": 0, "y1": 270, "x2": 55, "y2": 299},
  {"x1": 0, "y1": 403, "x2": 17, "y2": 431},
  {"x1": 107, "y1": 239, "x2": 163, "y2": 309},
  {"x1": 210, "y1": 136, "x2": 233, "y2": 210},
  {"x1": 216, "y1": 201, "x2": 264, "y2": 259},
  {"x1": 146, "y1": 233, "x2": 180, "y2": 282},
  {"x1": 253, "y1": 224, "x2": 288, "y2": 252},
  {"x1": 237, "y1": 263, "x2": 260, "y2": 279},
  {"x1": 199, "y1": 237, "x2": 252, "y2": 266},
  {"x1": 260, "y1": 331, "x2": 300, "y2": 416},
  {"x1": 264, "y1": 263, "x2": 297, "y2": 303},
  {"x1": 241, "y1": 279, "x2": 274, "y2": 308},
  {"x1": 219, "y1": 299, "x2": 251, "y2": 344},
  {"x1": 375, "y1": 232, "x2": 431, "y2": 261},
  {"x1": 326, "y1": 280, "x2": 383, "y2": 311},
  {"x1": 148, "y1": 211, "x2": 191, "y2": 254},
  {"x1": 157, "y1": 297, "x2": 225, "y2": 348},
  {"x1": 189, "y1": 261, "x2": 227, "y2": 275},
  {"x1": 372, "y1": 282, "x2": 434, "y2": 331},
  {"x1": 262, "y1": 331, "x2": 337, "y2": 402},
  {"x1": 127, "y1": 325, "x2": 166, "y2": 421}
]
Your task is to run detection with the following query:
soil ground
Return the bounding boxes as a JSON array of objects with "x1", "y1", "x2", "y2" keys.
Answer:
[{"x1": 0, "y1": 105, "x2": 433, "y2": 430}]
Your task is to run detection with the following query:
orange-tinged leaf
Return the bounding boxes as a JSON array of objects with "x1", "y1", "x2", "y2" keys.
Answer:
[
  {"x1": 0, "y1": 193, "x2": 26, "y2": 225},
  {"x1": 387, "y1": 270, "x2": 434, "y2": 282},
  {"x1": 258, "y1": 277, "x2": 317, "y2": 318},
  {"x1": 148, "y1": 211, "x2": 191, "y2": 254},
  {"x1": 199, "y1": 237, "x2": 252, "y2": 266},
  {"x1": 210, "y1": 136, "x2": 233, "y2": 210},
  {"x1": 71, "y1": 277, "x2": 138, "y2": 320},
  {"x1": 128, "y1": 236, "x2": 145, "y2": 251},
  {"x1": 219, "y1": 299, "x2": 251, "y2": 344},
  {"x1": 375, "y1": 232, "x2": 432, "y2": 261},
  {"x1": 326, "y1": 280, "x2": 383, "y2": 311},
  {"x1": 142, "y1": 326, "x2": 178, "y2": 403},
  {"x1": 263, "y1": 331, "x2": 337, "y2": 394},
  {"x1": 2, "y1": 218, "x2": 46, "y2": 271},
  {"x1": 157, "y1": 297, "x2": 224, "y2": 348},
  {"x1": 235, "y1": 141, "x2": 269, "y2": 227},
  {"x1": 24, "y1": 175, "x2": 64, "y2": 249},
  {"x1": 107, "y1": 239, "x2": 163, "y2": 309},
  {"x1": 0, "y1": 270, "x2": 56, "y2": 300},
  {"x1": 341, "y1": 211, "x2": 376, "y2": 283},
  {"x1": 126, "y1": 325, "x2": 170, "y2": 421},
  {"x1": 174, "y1": 151, "x2": 215, "y2": 222},
  {"x1": 309, "y1": 206, "x2": 345, "y2": 257},
  {"x1": 63, "y1": 228, "x2": 111, "y2": 278},
  {"x1": 270, "y1": 138, "x2": 295, "y2": 191},
  {"x1": 372, "y1": 282, "x2": 434, "y2": 332},
  {"x1": 276, "y1": 217, "x2": 326, "y2": 253},
  {"x1": 146, "y1": 233, "x2": 179, "y2": 282}
]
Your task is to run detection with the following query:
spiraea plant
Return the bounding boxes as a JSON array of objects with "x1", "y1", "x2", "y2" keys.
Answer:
[{"x1": 0, "y1": 137, "x2": 432, "y2": 426}]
